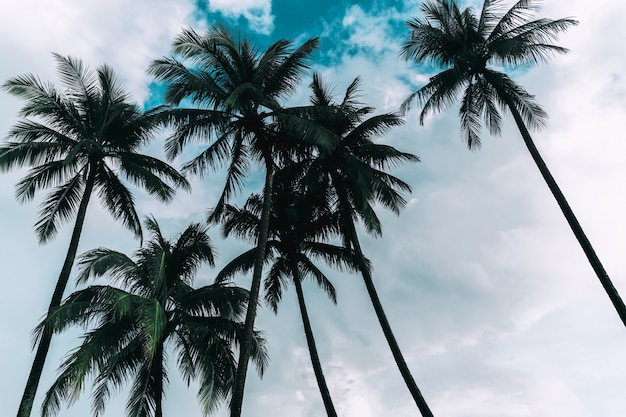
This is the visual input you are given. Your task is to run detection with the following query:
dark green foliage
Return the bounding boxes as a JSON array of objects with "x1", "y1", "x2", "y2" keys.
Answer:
[{"x1": 38, "y1": 218, "x2": 268, "y2": 417}]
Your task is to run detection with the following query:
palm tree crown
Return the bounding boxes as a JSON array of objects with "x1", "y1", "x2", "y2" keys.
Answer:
[
  {"x1": 304, "y1": 74, "x2": 418, "y2": 237},
  {"x1": 1, "y1": 53, "x2": 189, "y2": 242},
  {"x1": 39, "y1": 217, "x2": 268, "y2": 417},
  {"x1": 401, "y1": 0, "x2": 577, "y2": 148},
  {"x1": 148, "y1": 26, "x2": 330, "y2": 219}
]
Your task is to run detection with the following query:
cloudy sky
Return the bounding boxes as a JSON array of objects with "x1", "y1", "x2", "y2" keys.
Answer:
[{"x1": 1, "y1": 0, "x2": 626, "y2": 416}]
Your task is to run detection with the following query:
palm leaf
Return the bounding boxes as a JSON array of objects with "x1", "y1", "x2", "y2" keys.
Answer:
[
  {"x1": 14, "y1": 159, "x2": 82, "y2": 204},
  {"x1": 33, "y1": 172, "x2": 86, "y2": 242},
  {"x1": 95, "y1": 164, "x2": 142, "y2": 240}
]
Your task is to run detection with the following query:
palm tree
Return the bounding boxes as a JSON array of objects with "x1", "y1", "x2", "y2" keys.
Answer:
[
  {"x1": 302, "y1": 75, "x2": 433, "y2": 416},
  {"x1": 38, "y1": 217, "x2": 268, "y2": 417},
  {"x1": 148, "y1": 26, "x2": 336, "y2": 416},
  {"x1": 0, "y1": 54, "x2": 190, "y2": 417},
  {"x1": 217, "y1": 169, "x2": 361, "y2": 417},
  {"x1": 400, "y1": 0, "x2": 626, "y2": 326}
]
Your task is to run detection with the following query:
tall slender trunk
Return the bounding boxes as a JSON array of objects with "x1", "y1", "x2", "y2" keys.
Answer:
[
  {"x1": 506, "y1": 101, "x2": 626, "y2": 328},
  {"x1": 291, "y1": 264, "x2": 338, "y2": 417},
  {"x1": 230, "y1": 161, "x2": 275, "y2": 417},
  {"x1": 344, "y1": 215, "x2": 434, "y2": 417},
  {"x1": 154, "y1": 342, "x2": 165, "y2": 417},
  {"x1": 17, "y1": 169, "x2": 96, "y2": 417}
]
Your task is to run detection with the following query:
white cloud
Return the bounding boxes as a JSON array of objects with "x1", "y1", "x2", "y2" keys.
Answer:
[
  {"x1": 0, "y1": 0, "x2": 195, "y2": 102},
  {"x1": 340, "y1": 4, "x2": 404, "y2": 54},
  {"x1": 207, "y1": 0, "x2": 274, "y2": 34}
]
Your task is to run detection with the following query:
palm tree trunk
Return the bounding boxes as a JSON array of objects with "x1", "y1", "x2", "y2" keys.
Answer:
[
  {"x1": 230, "y1": 161, "x2": 275, "y2": 417},
  {"x1": 292, "y1": 264, "x2": 338, "y2": 417},
  {"x1": 154, "y1": 342, "x2": 165, "y2": 417},
  {"x1": 17, "y1": 169, "x2": 96, "y2": 417},
  {"x1": 344, "y1": 216, "x2": 434, "y2": 417},
  {"x1": 506, "y1": 101, "x2": 626, "y2": 328}
]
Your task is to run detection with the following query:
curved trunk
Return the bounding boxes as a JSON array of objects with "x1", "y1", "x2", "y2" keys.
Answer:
[
  {"x1": 17, "y1": 169, "x2": 97, "y2": 417},
  {"x1": 344, "y1": 216, "x2": 434, "y2": 417},
  {"x1": 506, "y1": 102, "x2": 626, "y2": 328},
  {"x1": 291, "y1": 263, "x2": 338, "y2": 417},
  {"x1": 230, "y1": 161, "x2": 275, "y2": 417}
]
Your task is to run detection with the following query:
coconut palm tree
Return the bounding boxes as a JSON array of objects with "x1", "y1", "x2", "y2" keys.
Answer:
[
  {"x1": 37, "y1": 217, "x2": 268, "y2": 417},
  {"x1": 217, "y1": 168, "x2": 361, "y2": 417},
  {"x1": 400, "y1": 1, "x2": 626, "y2": 326},
  {"x1": 0, "y1": 54, "x2": 190, "y2": 417},
  {"x1": 302, "y1": 75, "x2": 433, "y2": 416},
  {"x1": 148, "y1": 26, "x2": 336, "y2": 416}
]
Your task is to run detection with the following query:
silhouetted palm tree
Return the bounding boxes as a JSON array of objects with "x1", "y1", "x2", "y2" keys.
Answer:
[
  {"x1": 0, "y1": 55, "x2": 190, "y2": 417},
  {"x1": 217, "y1": 169, "x2": 361, "y2": 417},
  {"x1": 148, "y1": 26, "x2": 336, "y2": 416},
  {"x1": 303, "y1": 75, "x2": 433, "y2": 416},
  {"x1": 400, "y1": 1, "x2": 626, "y2": 326},
  {"x1": 38, "y1": 217, "x2": 267, "y2": 417}
]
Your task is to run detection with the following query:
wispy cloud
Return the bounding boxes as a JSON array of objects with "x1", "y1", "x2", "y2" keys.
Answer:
[{"x1": 205, "y1": 0, "x2": 274, "y2": 34}]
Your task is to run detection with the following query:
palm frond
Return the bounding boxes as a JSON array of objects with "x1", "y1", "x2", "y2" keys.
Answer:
[
  {"x1": 489, "y1": 18, "x2": 578, "y2": 67},
  {"x1": 33, "y1": 172, "x2": 87, "y2": 243},
  {"x1": 97, "y1": 63, "x2": 130, "y2": 105},
  {"x1": 297, "y1": 257, "x2": 337, "y2": 304},
  {"x1": 168, "y1": 223, "x2": 216, "y2": 284},
  {"x1": 2, "y1": 73, "x2": 85, "y2": 135},
  {"x1": 181, "y1": 284, "x2": 249, "y2": 320},
  {"x1": 304, "y1": 241, "x2": 362, "y2": 274},
  {"x1": 52, "y1": 53, "x2": 98, "y2": 111},
  {"x1": 220, "y1": 203, "x2": 261, "y2": 242},
  {"x1": 478, "y1": 0, "x2": 505, "y2": 37},
  {"x1": 263, "y1": 37, "x2": 319, "y2": 99},
  {"x1": 117, "y1": 152, "x2": 190, "y2": 201},
  {"x1": 344, "y1": 113, "x2": 404, "y2": 145},
  {"x1": 41, "y1": 319, "x2": 140, "y2": 417},
  {"x1": 274, "y1": 112, "x2": 339, "y2": 152},
  {"x1": 400, "y1": 67, "x2": 468, "y2": 119},
  {"x1": 95, "y1": 165, "x2": 142, "y2": 240},
  {"x1": 483, "y1": 69, "x2": 547, "y2": 130},
  {"x1": 125, "y1": 359, "x2": 158, "y2": 417},
  {"x1": 3, "y1": 119, "x2": 77, "y2": 145},
  {"x1": 214, "y1": 248, "x2": 262, "y2": 283},
  {"x1": 137, "y1": 300, "x2": 167, "y2": 356},
  {"x1": 176, "y1": 124, "x2": 238, "y2": 176},
  {"x1": 459, "y1": 80, "x2": 484, "y2": 149},
  {"x1": 14, "y1": 159, "x2": 82, "y2": 203},
  {"x1": 91, "y1": 336, "x2": 146, "y2": 416},
  {"x1": 488, "y1": 0, "x2": 541, "y2": 42},
  {"x1": 193, "y1": 338, "x2": 236, "y2": 414},
  {"x1": 76, "y1": 248, "x2": 138, "y2": 285},
  {"x1": 264, "y1": 256, "x2": 291, "y2": 313},
  {"x1": 309, "y1": 73, "x2": 335, "y2": 106},
  {"x1": 205, "y1": 132, "x2": 250, "y2": 222}
]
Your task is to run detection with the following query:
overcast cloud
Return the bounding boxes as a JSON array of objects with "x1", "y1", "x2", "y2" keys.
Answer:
[{"x1": 1, "y1": 1, "x2": 626, "y2": 416}]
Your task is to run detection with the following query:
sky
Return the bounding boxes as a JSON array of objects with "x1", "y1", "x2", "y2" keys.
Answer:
[{"x1": 1, "y1": 0, "x2": 626, "y2": 416}]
